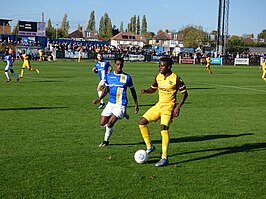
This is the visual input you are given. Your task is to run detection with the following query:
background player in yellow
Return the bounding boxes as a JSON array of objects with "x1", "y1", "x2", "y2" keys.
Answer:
[
  {"x1": 205, "y1": 54, "x2": 212, "y2": 74},
  {"x1": 138, "y1": 57, "x2": 188, "y2": 166},
  {"x1": 78, "y1": 49, "x2": 83, "y2": 63},
  {"x1": 20, "y1": 49, "x2": 39, "y2": 78},
  {"x1": 261, "y1": 58, "x2": 266, "y2": 82},
  {"x1": 38, "y1": 49, "x2": 44, "y2": 61}
]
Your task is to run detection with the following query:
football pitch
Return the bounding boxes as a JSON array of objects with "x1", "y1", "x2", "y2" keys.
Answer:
[{"x1": 0, "y1": 60, "x2": 265, "y2": 198}]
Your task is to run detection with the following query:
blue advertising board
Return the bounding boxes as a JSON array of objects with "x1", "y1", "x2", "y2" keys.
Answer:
[{"x1": 211, "y1": 57, "x2": 222, "y2": 65}]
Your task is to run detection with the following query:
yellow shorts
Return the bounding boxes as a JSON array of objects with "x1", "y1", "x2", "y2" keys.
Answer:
[
  {"x1": 22, "y1": 61, "x2": 31, "y2": 69},
  {"x1": 142, "y1": 102, "x2": 175, "y2": 127}
]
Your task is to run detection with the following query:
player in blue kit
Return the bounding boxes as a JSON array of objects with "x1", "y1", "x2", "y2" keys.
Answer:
[
  {"x1": 92, "y1": 53, "x2": 112, "y2": 109},
  {"x1": 3, "y1": 51, "x2": 20, "y2": 82},
  {"x1": 93, "y1": 57, "x2": 139, "y2": 147}
]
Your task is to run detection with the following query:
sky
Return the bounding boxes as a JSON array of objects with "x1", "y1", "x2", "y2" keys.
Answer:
[{"x1": 0, "y1": 0, "x2": 264, "y2": 38}]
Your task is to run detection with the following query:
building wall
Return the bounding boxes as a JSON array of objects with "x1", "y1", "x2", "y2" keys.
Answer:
[{"x1": 0, "y1": 25, "x2": 11, "y2": 34}]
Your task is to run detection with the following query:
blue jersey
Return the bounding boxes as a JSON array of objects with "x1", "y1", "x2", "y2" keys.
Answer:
[
  {"x1": 95, "y1": 60, "x2": 111, "y2": 80},
  {"x1": 105, "y1": 72, "x2": 134, "y2": 106},
  {"x1": 4, "y1": 54, "x2": 13, "y2": 67}
]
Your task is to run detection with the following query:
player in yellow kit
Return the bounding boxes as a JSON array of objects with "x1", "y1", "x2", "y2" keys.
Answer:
[
  {"x1": 20, "y1": 49, "x2": 39, "y2": 78},
  {"x1": 205, "y1": 54, "x2": 212, "y2": 74},
  {"x1": 261, "y1": 58, "x2": 266, "y2": 82},
  {"x1": 38, "y1": 49, "x2": 44, "y2": 61},
  {"x1": 138, "y1": 57, "x2": 188, "y2": 166},
  {"x1": 78, "y1": 49, "x2": 83, "y2": 63}
]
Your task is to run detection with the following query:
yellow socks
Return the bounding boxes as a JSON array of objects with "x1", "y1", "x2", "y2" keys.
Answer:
[
  {"x1": 161, "y1": 130, "x2": 169, "y2": 158},
  {"x1": 138, "y1": 125, "x2": 151, "y2": 148}
]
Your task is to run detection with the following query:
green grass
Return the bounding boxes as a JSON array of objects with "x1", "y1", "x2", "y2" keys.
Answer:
[{"x1": 0, "y1": 60, "x2": 265, "y2": 198}]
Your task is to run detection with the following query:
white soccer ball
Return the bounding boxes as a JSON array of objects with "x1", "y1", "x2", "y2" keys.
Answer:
[{"x1": 134, "y1": 150, "x2": 148, "y2": 164}]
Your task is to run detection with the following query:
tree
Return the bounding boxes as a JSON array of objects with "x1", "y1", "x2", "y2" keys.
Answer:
[
  {"x1": 87, "y1": 10, "x2": 96, "y2": 31},
  {"x1": 98, "y1": 13, "x2": 113, "y2": 40},
  {"x1": 142, "y1": 31, "x2": 154, "y2": 44},
  {"x1": 136, "y1": 15, "x2": 140, "y2": 35},
  {"x1": 45, "y1": 18, "x2": 55, "y2": 38},
  {"x1": 227, "y1": 35, "x2": 246, "y2": 53},
  {"x1": 106, "y1": 17, "x2": 113, "y2": 39},
  {"x1": 56, "y1": 28, "x2": 65, "y2": 38},
  {"x1": 258, "y1": 29, "x2": 266, "y2": 39},
  {"x1": 11, "y1": 21, "x2": 19, "y2": 35},
  {"x1": 99, "y1": 16, "x2": 105, "y2": 36},
  {"x1": 141, "y1": 15, "x2": 147, "y2": 34},
  {"x1": 127, "y1": 22, "x2": 131, "y2": 33},
  {"x1": 180, "y1": 25, "x2": 208, "y2": 48},
  {"x1": 132, "y1": 15, "x2": 136, "y2": 34},
  {"x1": 61, "y1": 13, "x2": 70, "y2": 37},
  {"x1": 120, "y1": 21, "x2": 124, "y2": 32}
]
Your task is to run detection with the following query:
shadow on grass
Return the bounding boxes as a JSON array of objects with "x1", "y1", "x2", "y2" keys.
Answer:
[
  {"x1": 169, "y1": 142, "x2": 266, "y2": 165},
  {"x1": 150, "y1": 133, "x2": 253, "y2": 145},
  {"x1": 114, "y1": 133, "x2": 253, "y2": 146},
  {"x1": 0, "y1": 106, "x2": 68, "y2": 111}
]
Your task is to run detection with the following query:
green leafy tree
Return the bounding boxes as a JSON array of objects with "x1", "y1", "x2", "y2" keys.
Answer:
[
  {"x1": 99, "y1": 16, "x2": 105, "y2": 37},
  {"x1": 87, "y1": 10, "x2": 96, "y2": 31},
  {"x1": 127, "y1": 22, "x2": 131, "y2": 33},
  {"x1": 141, "y1": 15, "x2": 147, "y2": 34},
  {"x1": 181, "y1": 25, "x2": 208, "y2": 48},
  {"x1": 106, "y1": 17, "x2": 113, "y2": 39},
  {"x1": 56, "y1": 28, "x2": 65, "y2": 38},
  {"x1": 45, "y1": 18, "x2": 55, "y2": 38},
  {"x1": 132, "y1": 15, "x2": 136, "y2": 34},
  {"x1": 227, "y1": 35, "x2": 246, "y2": 53},
  {"x1": 120, "y1": 21, "x2": 124, "y2": 32},
  {"x1": 142, "y1": 31, "x2": 154, "y2": 44},
  {"x1": 258, "y1": 29, "x2": 266, "y2": 39},
  {"x1": 61, "y1": 13, "x2": 69, "y2": 37},
  {"x1": 136, "y1": 15, "x2": 140, "y2": 35},
  {"x1": 98, "y1": 13, "x2": 112, "y2": 40}
]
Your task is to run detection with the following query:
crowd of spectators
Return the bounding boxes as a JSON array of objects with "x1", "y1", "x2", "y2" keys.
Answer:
[
  {"x1": 46, "y1": 40, "x2": 155, "y2": 56},
  {"x1": 0, "y1": 39, "x2": 41, "y2": 46},
  {"x1": 1, "y1": 37, "x2": 265, "y2": 65}
]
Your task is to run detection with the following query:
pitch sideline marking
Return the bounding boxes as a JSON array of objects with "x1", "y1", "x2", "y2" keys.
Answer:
[{"x1": 202, "y1": 83, "x2": 266, "y2": 93}]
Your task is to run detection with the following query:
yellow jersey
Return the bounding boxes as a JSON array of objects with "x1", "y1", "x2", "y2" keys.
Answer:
[
  {"x1": 151, "y1": 73, "x2": 186, "y2": 104},
  {"x1": 262, "y1": 62, "x2": 266, "y2": 70},
  {"x1": 206, "y1": 57, "x2": 211, "y2": 64}
]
